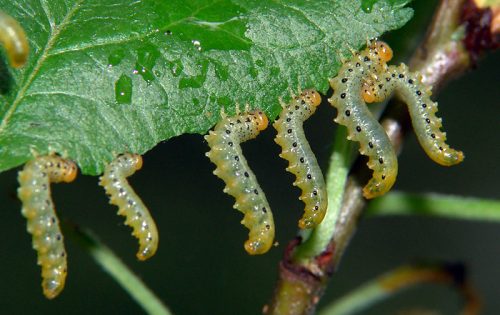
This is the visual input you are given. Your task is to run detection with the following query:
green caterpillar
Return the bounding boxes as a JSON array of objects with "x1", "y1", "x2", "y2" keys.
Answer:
[
  {"x1": 18, "y1": 155, "x2": 78, "y2": 299},
  {"x1": 205, "y1": 110, "x2": 275, "y2": 255},
  {"x1": 273, "y1": 89, "x2": 327, "y2": 229},
  {"x1": 99, "y1": 153, "x2": 159, "y2": 261}
]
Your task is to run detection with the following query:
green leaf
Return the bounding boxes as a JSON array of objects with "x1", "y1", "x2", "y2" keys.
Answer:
[{"x1": 0, "y1": 0, "x2": 412, "y2": 175}]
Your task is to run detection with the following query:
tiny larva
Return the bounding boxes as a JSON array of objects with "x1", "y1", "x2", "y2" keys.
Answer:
[
  {"x1": 0, "y1": 10, "x2": 29, "y2": 68},
  {"x1": 205, "y1": 109, "x2": 275, "y2": 255},
  {"x1": 362, "y1": 63, "x2": 464, "y2": 167},
  {"x1": 273, "y1": 89, "x2": 327, "y2": 229},
  {"x1": 99, "y1": 153, "x2": 159, "y2": 261},
  {"x1": 17, "y1": 155, "x2": 78, "y2": 299},
  {"x1": 329, "y1": 41, "x2": 398, "y2": 198}
]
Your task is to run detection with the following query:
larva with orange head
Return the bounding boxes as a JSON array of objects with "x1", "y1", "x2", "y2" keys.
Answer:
[
  {"x1": 17, "y1": 155, "x2": 78, "y2": 299},
  {"x1": 273, "y1": 89, "x2": 327, "y2": 229},
  {"x1": 0, "y1": 10, "x2": 29, "y2": 68},
  {"x1": 205, "y1": 110, "x2": 275, "y2": 255},
  {"x1": 362, "y1": 63, "x2": 464, "y2": 166},
  {"x1": 328, "y1": 40, "x2": 398, "y2": 198},
  {"x1": 99, "y1": 153, "x2": 158, "y2": 260}
]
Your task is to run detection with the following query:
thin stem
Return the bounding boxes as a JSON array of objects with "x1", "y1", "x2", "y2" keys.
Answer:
[
  {"x1": 293, "y1": 126, "x2": 352, "y2": 261},
  {"x1": 66, "y1": 224, "x2": 172, "y2": 315},
  {"x1": 367, "y1": 192, "x2": 500, "y2": 221},
  {"x1": 319, "y1": 263, "x2": 481, "y2": 315}
]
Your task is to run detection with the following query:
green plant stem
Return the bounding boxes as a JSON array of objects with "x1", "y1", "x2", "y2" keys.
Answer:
[
  {"x1": 66, "y1": 225, "x2": 172, "y2": 315},
  {"x1": 293, "y1": 126, "x2": 352, "y2": 261},
  {"x1": 318, "y1": 263, "x2": 480, "y2": 315},
  {"x1": 367, "y1": 192, "x2": 500, "y2": 221}
]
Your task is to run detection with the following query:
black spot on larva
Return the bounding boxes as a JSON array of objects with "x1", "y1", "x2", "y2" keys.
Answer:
[
  {"x1": 341, "y1": 78, "x2": 348, "y2": 83},
  {"x1": 439, "y1": 147, "x2": 443, "y2": 151},
  {"x1": 262, "y1": 207, "x2": 267, "y2": 213},
  {"x1": 287, "y1": 129, "x2": 292, "y2": 134},
  {"x1": 348, "y1": 68, "x2": 353, "y2": 72},
  {"x1": 416, "y1": 90, "x2": 422, "y2": 96},
  {"x1": 391, "y1": 73, "x2": 396, "y2": 77},
  {"x1": 307, "y1": 174, "x2": 312, "y2": 179},
  {"x1": 378, "y1": 84, "x2": 383, "y2": 89},
  {"x1": 266, "y1": 224, "x2": 271, "y2": 229},
  {"x1": 382, "y1": 175, "x2": 386, "y2": 180},
  {"x1": 379, "y1": 157, "x2": 384, "y2": 164},
  {"x1": 425, "y1": 118, "x2": 431, "y2": 123},
  {"x1": 356, "y1": 62, "x2": 360, "y2": 67},
  {"x1": 340, "y1": 93, "x2": 346, "y2": 99},
  {"x1": 345, "y1": 110, "x2": 351, "y2": 116},
  {"x1": 431, "y1": 133, "x2": 436, "y2": 138},
  {"x1": 313, "y1": 190, "x2": 318, "y2": 195},
  {"x1": 51, "y1": 217, "x2": 56, "y2": 223},
  {"x1": 61, "y1": 252, "x2": 66, "y2": 257},
  {"x1": 234, "y1": 155, "x2": 240, "y2": 161},
  {"x1": 408, "y1": 79, "x2": 414, "y2": 84},
  {"x1": 127, "y1": 199, "x2": 134, "y2": 205},
  {"x1": 254, "y1": 189, "x2": 259, "y2": 195},
  {"x1": 422, "y1": 103, "x2": 427, "y2": 108},
  {"x1": 314, "y1": 206, "x2": 319, "y2": 210},
  {"x1": 237, "y1": 119, "x2": 241, "y2": 123},
  {"x1": 386, "y1": 77, "x2": 391, "y2": 82},
  {"x1": 368, "y1": 142, "x2": 374, "y2": 148},
  {"x1": 300, "y1": 157, "x2": 305, "y2": 163},
  {"x1": 228, "y1": 141, "x2": 233, "y2": 146},
  {"x1": 301, "y1": 100, "x2": 306, "y2": 105},
  {"x1": 399, "y1": 73, "x2": 404, "y2": 78},
  {"x1": 286, "y1": 118, "x2": 291, "y2": 122},
  {"x1": 244, "y1": 172, "x2": 249, "y2": 177},
  {"x1": 225, "y1": 129, "x2": 231, "y2": 134},
  {"x1": 295, "y1": 105, "x2": 300, "y2": 110},
  {"x1": 356, "y1": 126, "x2": 361, "y2": 132},
  {"x1": 364, "y1": 56, "x2": 370, "y2": 62},
  {"x1": 292, "y1": 142, "x2": 297, "y2": 147},
  {"x1": 56, "y1": 234, "x2": 62, "y2": 241}
]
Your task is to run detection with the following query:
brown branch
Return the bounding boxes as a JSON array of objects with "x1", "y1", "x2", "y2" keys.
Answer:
[{"x1": 265, "y1": 0, "x2": 498, "y2": 314}]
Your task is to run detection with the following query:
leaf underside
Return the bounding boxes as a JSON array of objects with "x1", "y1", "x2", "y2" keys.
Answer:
[{"x1": 0, "y1": 0, "x2": 412, "y2": 175}]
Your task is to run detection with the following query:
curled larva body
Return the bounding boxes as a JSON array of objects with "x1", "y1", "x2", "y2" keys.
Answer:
[
  {"x1": 99, "y1": 154, "x2": 158, "y2": 261},
  {"x1": 364, "y1": 64, "x2": 464, "y2": 166},
  {"x1": 17, "y1": 155, "x2": 78, "y2": 299},
  {"x1": 0, "y1": 10, "x2": 29, "y2": 68},
  {"x1": 273, "y1": 89, "x2": 327, "y2": 229},
  {"x1": 205, "y1": 110, "x2": 275, "y2": 255},
  {"x1": 328, "y1": 42, "x2": 398, "y2": 199}
]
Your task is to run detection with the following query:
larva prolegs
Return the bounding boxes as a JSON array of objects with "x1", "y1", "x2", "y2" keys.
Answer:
[
  {"x1": 99, "y1": 153, "x2": 158, "y2": 261},
  {"x1": 205, "y1": 110, "x2": 275, "y2": 255},
  {"x1": 18, "y1": 155, "x2": 78, "y2": 299},
  {"x1": 0, "y1": 10, "x2": 29, "y2": 68},
  {"x1": 273, "y1": 89, "x2": 328, "y2": 228}
]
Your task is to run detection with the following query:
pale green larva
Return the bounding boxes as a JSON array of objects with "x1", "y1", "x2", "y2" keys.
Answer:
[
  {"x1": 99, "y1": 153, "x2": 159, "y2": 261},
  {"x1": 328, "y1": 41, "x2": 398, "y2": 199},
  {"x1": 17, "y1": 155, "x2": 78, "y2": 299},
  {"x1": 205, "y1": 110, "x2": 275, "y2": 255},
  {"x1": 0, "y1": 10, "x2": 29, "y2": 68},
  {"x1": 362, "y1": 63, "x2": 464, "y2": 166},
  {"x1": 273, "y1": 89, "x2": 327, "y2": 229}
]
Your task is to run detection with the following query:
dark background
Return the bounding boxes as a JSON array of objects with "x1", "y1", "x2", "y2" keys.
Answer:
[{"x1": 0, "y1": 2, "x2": 498, "y2": 314}]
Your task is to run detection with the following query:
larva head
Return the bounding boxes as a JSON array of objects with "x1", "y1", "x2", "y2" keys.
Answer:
[
  {"x1": 373, "y1": 41, "x2": 393, "y2": 63},
  {"x1": 251, "y1": 110, "x2": 269, "y2": 131},
  {"x1": 301, "y1": 89, "x2": 321, "y2": 107},
  {"x1": 130, "y1": 154, "x2": 144, "y2": 170},
  {"x1": 62, "y1": 161, "x2": 78, "y2": 182}
]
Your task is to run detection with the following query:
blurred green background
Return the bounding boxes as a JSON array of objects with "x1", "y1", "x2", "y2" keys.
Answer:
[{"x1": 0, "y1": 1, "x2": 498, "y2": 314}]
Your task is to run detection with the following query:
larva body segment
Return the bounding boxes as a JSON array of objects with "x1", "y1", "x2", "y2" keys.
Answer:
[
  {"x1": 17, "y1": 155, "x2": 78, "y2": 299},
  {"x1": 328, "y1": 43, "x2": 398, "y2": 199},
  {"x1": 0, "y1": 10, "x2": 29, "y2": 68},
  {"x1": 205, "y1": 110, "x2": 275, "y2": 255},
  {"x1": 364, "y1": 64, "x2": 464, "y2": 166},
  {"x1": 99, "y1": 154, "x2": 158, "y2": 261},
  {"x1": 273, "y1": 89, "x2": 327, "y2": 229}
]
